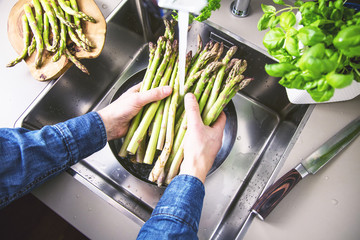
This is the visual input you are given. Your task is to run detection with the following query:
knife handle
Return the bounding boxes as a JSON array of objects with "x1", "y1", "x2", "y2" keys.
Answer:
[{"x1": 252, "y1": 168, "x2": 303, "y2": 220}]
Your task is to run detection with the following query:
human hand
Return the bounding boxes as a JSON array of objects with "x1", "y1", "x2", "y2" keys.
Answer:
[
  {"x1": 97, "y1": 83, "x2": 172, "y2": 141},
  {"x1": 179, "y1": 93, "x2": 226, "y2": 184}
]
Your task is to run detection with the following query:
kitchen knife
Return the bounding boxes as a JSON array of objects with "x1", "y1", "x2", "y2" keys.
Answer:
[{"x1": 252, "y1": 115, "x2": 360, "y2": 220}]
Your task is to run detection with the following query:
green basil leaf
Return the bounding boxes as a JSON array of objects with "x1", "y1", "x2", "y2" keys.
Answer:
[
  {"x1": 334, "y1": 0, "x2": 343, "y2": 10},
  {"x1": 268, "y1": 15, "x2": 280, "y2": 28},
  {"x1": 257, "y1": 13, "x2": 273, "y2": 31},
  {"x1": 261, "y1": 4, "x2": 276, "y2": 13},
  {"x1": 325, "y1": 71, "x2": 354, "y2": 88},
  {"x1": 298, "y1": 26, "x2": 325, "y2": 46},
  {"x1": 286, "y1": 27, "x2": 298, "y2": 37},
  {"x1": 279, "y1": 11, "x2": 297, "y2": 29},
  {"x1": 281, "y1": 70, "x2": 305, "y2": 89},
  {"x1": 330, "y1": 9, "x2": 342, "y2": 21},
  {"x1": 294, "y1": 0, "x2": 303, "y2": 7},
  {"x1": 273, "y1": 0, "x2": 285, "y2": 5},
  {"x1": 285, "y1": 36, "x2": 300, "y2": 56},
  {"x1": 263, "y1": 28, "x2": 285, "y2": 50},
  {"x1": 333, "y1": 25, "x2": 360, "y2": 50},
  {"x1": 265, "y1": 63, "x2": 297, "y2": 77},
  {"x1": 307, "y1": 85, "x2": 334, "y2": 102},
  {"x1": 269, "y1": 48, "x2": 293, "y2": 62}
]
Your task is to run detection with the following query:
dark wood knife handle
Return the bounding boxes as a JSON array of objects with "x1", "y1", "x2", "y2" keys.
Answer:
[{"x1": 252, "y1": 168, "x2": 303, "y2": 220}]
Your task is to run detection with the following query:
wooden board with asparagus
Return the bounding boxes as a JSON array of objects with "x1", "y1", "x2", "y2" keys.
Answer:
[
  {"x1": 118, "y1": 20, "x2": 254, "y2": 187},
  {"x1": 7, "y1": 0, "x2": 106, "y2": 81}
]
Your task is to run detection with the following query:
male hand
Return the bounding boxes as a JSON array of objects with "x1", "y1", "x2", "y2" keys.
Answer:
[
  {"x1": 98, "y1": 83, "x2": 172, "y2": 141},
  {"x1": 179, "y1": 93, "x2": 226, "y2": 184}
]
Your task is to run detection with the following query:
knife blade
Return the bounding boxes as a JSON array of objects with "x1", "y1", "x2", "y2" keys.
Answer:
[{"x1": 251, "y1": 115, "x2": 360, "y2": 220}]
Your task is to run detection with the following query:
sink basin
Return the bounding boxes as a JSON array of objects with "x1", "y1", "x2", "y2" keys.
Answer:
[{"x1": 16, "y1": 0, "x2": 313, "y2": 239}]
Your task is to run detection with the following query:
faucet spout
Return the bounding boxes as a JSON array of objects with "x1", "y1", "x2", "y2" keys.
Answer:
[{"x1": 231, "y1": 0, "x2": 250, "y2": 17}]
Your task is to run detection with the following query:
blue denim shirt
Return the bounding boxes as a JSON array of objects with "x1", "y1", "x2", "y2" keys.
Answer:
[
  {"x1": 0, "y1": 112, "x2": 107, "y2": 208},
  {"x1": 137, "y1": 174, "x2": 205, "y2": 240},
  {"x1": 0, "y1": 111, "x2": 205, "y2": 238}
]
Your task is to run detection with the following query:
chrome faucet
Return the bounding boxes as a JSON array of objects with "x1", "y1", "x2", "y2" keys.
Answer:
[{"x1": 231, "y1": 0, "x2": 250, "y2": 17}]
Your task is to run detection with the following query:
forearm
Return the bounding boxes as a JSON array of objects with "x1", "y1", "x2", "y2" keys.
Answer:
[
  {"x1": 137, "y1": 174, "x2": 205, "y2": 239},
  {"x1": 0, "y1": 112, "x2": 107, "y2": 209}
]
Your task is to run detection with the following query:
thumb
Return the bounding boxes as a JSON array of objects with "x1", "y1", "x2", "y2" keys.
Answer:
[
  {"x1": 137, "y1": 86, "x2": 172, "y2": 107},
  {"x1": 184, "y1": 93, "x2": 203, "y2": 129}
]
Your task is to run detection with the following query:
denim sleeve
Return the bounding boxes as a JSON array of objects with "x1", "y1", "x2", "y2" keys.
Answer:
[
  {"x1": 0, "y1": 112, "x2": 107, "y2": 209},
  {"x1": 137, "y1": 174, "x2": 205, "y2": 240}
]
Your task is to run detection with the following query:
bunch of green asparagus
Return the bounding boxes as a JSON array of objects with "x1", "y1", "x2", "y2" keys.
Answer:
[
  {"x1": 7, "y1": 0, "x2": 96, "y2": 74},
  {"x1": 119, "y1": 20, "x2": 253, "y2": 186}
]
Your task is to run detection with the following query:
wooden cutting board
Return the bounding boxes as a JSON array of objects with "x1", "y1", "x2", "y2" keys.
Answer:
[{"x1": 7, "y1": 0, "x2": 106, "y2": 81}]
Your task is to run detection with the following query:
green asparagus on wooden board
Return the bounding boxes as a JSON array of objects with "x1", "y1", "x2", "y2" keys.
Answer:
[
  {"x1": 24, "y1": 3, "x2": 44, "y2": 68},
  {"x1": 7, "y1": 15, "x2": 30, "y2": 67},
  {"x1": 7, "y1": 0, "x2": 97, "y2": 76},
  {"x1": 58, "y1": 0, "x2": 96, "y2": 23}
]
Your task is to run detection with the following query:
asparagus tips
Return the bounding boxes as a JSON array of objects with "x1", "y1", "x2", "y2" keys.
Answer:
[
  {"x1": 202, "y1": 46, "x2": 238, "y2": 118},
  {"x1": 65, "y1": 1, "x2": 90, "y2": 51},
  {"x1": 24, "y1": 4, "x2": 44, "y2": 68},
  {"x1": 70, "y1": 0, "x2": 95, "y2": 48},
  {"x1": 7, "y1": 15, "x2": 30, "y2": 67},
  {"x1": 40, "y1": 0, "x2": 60, "y2": 52},
  {"x1": 50, "y1": 0, "x2": 77, "y2": 29},
  {"x1": 65, "y1": 48, "x2": 89, "y2": 75},
  {"x1": 52, "y1": 5, "x2": 67, "y2": 62},
  {"x1": 58, "y1": 0, "x2": 96, "y2": 23}
]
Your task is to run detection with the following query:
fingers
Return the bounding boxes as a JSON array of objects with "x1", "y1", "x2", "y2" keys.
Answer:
[
  {"x1": 136, "y1": 86, "x2": 172, "y2": 107},
  {"x1": 127, "y1": 82, "x2": 142, "y2": 93},
  {"x1": 212, "y1": 111, "x2": 226, "y2": 132},
  {"x1": 184, "y1": 93, "x2": 203, "y2": 130}
]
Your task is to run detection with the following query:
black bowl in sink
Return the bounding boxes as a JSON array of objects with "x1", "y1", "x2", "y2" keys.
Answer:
[{"x1": 108, "y1": 69, "x2": 237, "y2": 186}]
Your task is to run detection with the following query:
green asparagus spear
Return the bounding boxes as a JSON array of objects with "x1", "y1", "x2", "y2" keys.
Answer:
[
  {"x1": 144, "y1": 44, "x2": 178, "y2": 164},
  {"x1": 58, "y1": 0, "x2": 96, "y2": 23},
  {"x1": 7, "y1": 15, "x2": 30, "y2": 67},
  {"x1": 65, "y1": 1, "x2": 90, "y2": 51},
  {"x1": 193, "y1": 62, "x2": 223, "y2": 100},
  {"x1": 118, "y1": 41, "x2": 162, "y2": 158},
  {"x1": 40, "y1": 0, "x2": 59, "y2": 52},
  {"x1": 65, "y1": 48, "x2": 89, "y2": 74},
  {"x1": 69, "y1": 0, "x2": 95, "y2": 48},
  {"x1": 213, "y1": 77, "x2": 253, "y2": 120},
  {"x1": 50, "y1": 0, "x2": 77, "y2": 29},
  {"x1": 150, "y1": 40, "x2": 172, "y2": 88},
  {"x1": 202, "y1": 46, "x2": 237, "y2": 118},
  {"x1": 149, "y1": 67, "x2": 179, "y2": 183},
  {"x1": 24, "y1": 4, "x2": 44, "y2": 68},
  {"x1": 141, "y1": 36, "x2": 166, "y2": 91},
  {"x1": 43, "y1": 13, "x2": 52, "y2": 51},
  {"x1": 157, "y1": 60, "x2": 178, "y2": 150},
  {"x1": 204, "y1": 74, "x2": 244, "y2": 126},
  {"x1": 52, "y1": 6, "x2": 67, "y2": 62},
  {"x1": 214, "y1": 42, "x2": 224, "y2": 61},
  {"x1": 198, "y1": 74, "x2": 216, "y2": 113},
  {"x1": 28, "y1": 0, "x2": 43, "y2": 56},
  {"x1": 127, "y1": 41, "x2": 176, "y2": 155},
  {"x1": 143, "y1": 100, "x2": 165, "y2": 165}
]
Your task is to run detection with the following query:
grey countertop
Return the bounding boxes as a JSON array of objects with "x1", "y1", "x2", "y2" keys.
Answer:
[{"x1": 1, "y1": 0, "x2": 360, "y2": 239}]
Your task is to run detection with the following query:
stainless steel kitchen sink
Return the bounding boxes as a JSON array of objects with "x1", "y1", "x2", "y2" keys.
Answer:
[{"x1": 15, "y1": 0, "x2": 313, "y2": 239}]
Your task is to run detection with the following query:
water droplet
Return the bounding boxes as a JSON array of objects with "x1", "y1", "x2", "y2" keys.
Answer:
[
  {"x1": 73, "y1": 215, "x2": 77, "y2": 219},
  {"x1": 76, "y1": 194, "x2": 80, "y2": 199},
  {"x1": 331, "y1": 199, "x2": 339, "y2": 205},
  {"x1": 324, "y1": 176, "x2": 329, "y2": 180},
  {"x1": 102, "y1": 4, "x2": 108, "y2": 9},
  {"x1": 237, "y1": 136, "x2": 241, "y2": 140}
]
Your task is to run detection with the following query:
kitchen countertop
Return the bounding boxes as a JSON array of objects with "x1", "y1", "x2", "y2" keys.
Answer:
[{"x1": 1, "y1": 0, "x2": 359, "y2": 239}]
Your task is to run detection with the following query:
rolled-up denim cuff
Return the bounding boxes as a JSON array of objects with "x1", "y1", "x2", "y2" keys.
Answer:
[{"x1": 152, "y1": 174, "x2": 205, "y2": 232}]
